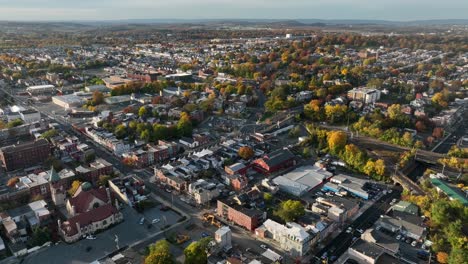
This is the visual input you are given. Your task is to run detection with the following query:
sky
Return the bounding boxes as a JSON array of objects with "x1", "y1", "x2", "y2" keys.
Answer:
[{"x1": 0, "y1": 0, "x2": 467, "y2": 21}]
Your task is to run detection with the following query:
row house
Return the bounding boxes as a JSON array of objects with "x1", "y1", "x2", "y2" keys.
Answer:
[
  {"x1": 75, "y1": 158, "x2": 113, "y2": 185},
  {"x1": 85, "y1": 127, "x2": 130, "y2": 155},
  {"x1": 155, "y1": 169, "x2": 188, "y2": 193}
]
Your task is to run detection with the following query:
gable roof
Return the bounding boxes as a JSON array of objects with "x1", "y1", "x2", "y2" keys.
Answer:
[
  {"x1": 262, "y1": 149, "x2": 294, "y2": 168},
  {"x1": 61, "y1": 204, "x2": 118, "y2": 236},
  {"x1": 69, "y1": 187, "x2": 109, "y2": 214}
]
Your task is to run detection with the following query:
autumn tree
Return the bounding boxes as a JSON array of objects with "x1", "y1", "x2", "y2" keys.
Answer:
[
  {"x1": 177, "y1": 112, "x2": 193, "y2": 137},
  {"x1": 327, "y1": 131, "x2": 347, "y2": 154},
  {"x1": 374, "y1": 159, "x2": 386, "y2": 177},
  {"x1": 437, "y1": 252, "x2": 449, "y2": 264},
  {"x1": 68, "y1": 180, "x2": 82, "y2": 196},
  {"x1": 238, "y1": 146, "x2": 254, "y2": 160},
  {"x1": 92, "y1": 91, "x2": 104, "y2": 105},
  {"x1": 7, "y1": 177, "x2": 19, "y2": 187}
]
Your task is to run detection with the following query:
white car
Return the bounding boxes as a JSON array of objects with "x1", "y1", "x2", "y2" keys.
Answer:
[
  {"x1": 356, "y1": 229, "x2": 364, "y2": 234},
  {"x1": 86, "y1": 235, "x2": 96, "y2": 240},
  {"x1": 152, "y1": 218, "x2": 160, "y2": 224},
  {"x1": 346, "y1": 227, "x2": 353, "y2": 233},
  {"x1": 396, "y1": 234, "x2": 402, "y2": 240},
  {"x1": 411, "y1": 241, "x2": 417, "y2": 247},
  {"x1": 260, "y1": 244, "x2": 268, "y2": 250}
]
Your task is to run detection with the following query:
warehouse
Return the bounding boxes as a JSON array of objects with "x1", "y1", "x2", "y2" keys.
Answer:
[
  {"x1": 52, "y1": 94, "x2": 86, "y2": 109},
  {"x1": 272, "y1": 165, "x2": 332, "y2": 197},
  {"x1": 26, "y1": 84, "x2": 55, "y2": 95}
]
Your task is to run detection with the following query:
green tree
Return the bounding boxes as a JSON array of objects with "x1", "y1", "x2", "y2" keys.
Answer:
[
  {"x1": 263, "y1": 192, "x2": 273, "y2": 202},
  {"x1": 184, "y1": 238, "x2": 211, "y2": 264},
  {"x1": 29, "y1": 227, "x2": 51, "y2": 247},
  {"x1": 274, "y1": 200, "x2": 305, "y2": 222},
  {"x1": 98, "y1": 175, "x2": 111, "y2": 187},
  {"x1": 114, "y1": 124, "x2": 127, "y2": 139},
  {"x1": 146, "y1": 240, "x2": 174, "y2": 264},
  {"x1": 448, "y1": 248, "x2": 468, "y2": 264},
  {"x1": 363, "y1": 160, "x2": 376, "y2": 176},
  {"x1": 40, "y1": 129, "x2": 58, "y2": 140},
  {"x1": 7, "y1": 118, "x2": 23, "y2": 128}
]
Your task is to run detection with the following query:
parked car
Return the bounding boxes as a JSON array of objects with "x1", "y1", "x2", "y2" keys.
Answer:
[
  {"x1": 405, "y1": 238, "x2": 412, "y2": 244},
  {"x1": 139, "y1": 217, "x2": 145, "y2": 225},
  {"x1": 346, "y1": 227, "x2": 353, "y2": 233},
  {"x1": 165, "y1": 188, "x2": 172, "y2": 193},
  {"x1": 201, "y1": 232, "x2": 210, "y2": 238},
  {"x1": 396, "y1": 234, "x2": 402, "y2": 240},
  {"x1": 86, "y1": 235, "x2": 96, "y2": 240},
  {"x1": 260, "y1": 244, "x2": 268, "y2": 250},
  {"x1": 356, "y1": 228, "x2": 364, "y2": 234},
  {"x1": 152, "y1": 218, "x2": 160, "y2": 224},
  {"x1": 411, "y1": 241, "x2": 418, "y2": 247}
]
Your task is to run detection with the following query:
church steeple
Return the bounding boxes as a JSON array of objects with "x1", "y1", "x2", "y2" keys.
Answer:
[{"x1": 48, "y1": 166, "x2": 61, "y2": 183}]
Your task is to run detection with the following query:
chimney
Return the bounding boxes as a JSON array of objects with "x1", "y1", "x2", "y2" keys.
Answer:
[{"x1": 106, "y1": 188, "x2": 111, "y2": 204}]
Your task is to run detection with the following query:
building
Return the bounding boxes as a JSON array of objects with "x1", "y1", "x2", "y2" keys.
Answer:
[
  {"x1": 108, "y1": 175, "x2": 146, "y2": 206},
  {"x1": 0, "y1": 139, "x2": 51, "y2": 171},
  {"x1": 215, "y1": 226, "x2": 232, "y2": 251},
  {"x1": 272, "y1": 165, "x2": 332, "y2": 196},
  {"x1": 85, "y1": 85, "x2": 109, "y2": 93},
  {"x1": 155, "y1": 169, "x2": 188, "y2": 192},
  {"x1": 376, "y1": 215, "x2": 426, "y2": 241},
  {"x1": 217, "y1": 199, "x2": 266, "y2": 231},
  {"x1": 188, "y1": 179, "x2": 220, "y2": 205},
  {"x1": 256, "y1": 219, "x2": 313, "y2": 257},
  {"x1": 75, "y1": 158, "x2": 113, "y2": 185},
  {"x1": 225, "y1": 162, "x2": 248, "y2": 175},
  {"x1": 52, "y1": 94, "x2": 86, "y2": 109},
  {"x1": 392, "y1": 201, "x2": 419, "y2": 216},
  {"x1": 127, "y1": 72, "x2": 159, "y2": 83},
  {"x1": 252, "y1": 149, "x2": 296, "y2": 175},
  {"x1": 430, "y1": 175, "x2": 468, "y2": 206},
  {"x1": 19, "y1": 109, "x2": 41, "y2": 124},
  {"x1": 103, "y1": 76, "x2": 133, "y2": 89},
  {"x1": 348, "y1": 239, "x2": 400, "y2": 264},
  {"x1": 26, "y1": 84, "x2": 55, "y2": 95},
  {"x1": 347, "y1": 87, "x2": 381, "y2": 104},
  {"x1": 328, "y1": 174, "x2": 370, "y2": 200},
  {"x1": 58, "y1": 182, "x2": 123, "y2": 243}
]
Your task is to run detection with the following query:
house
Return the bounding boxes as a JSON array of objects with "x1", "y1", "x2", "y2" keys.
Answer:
[
  {"x1": 58, "y1": 182, "x2": 123, "y2": 243},
  {"x1": 376, "y1": 215, "x2": 426, "y2": 241},
  {"x1": 155, "y1": 169, "x2": 188, "y2": 192},
  {"x1": 188, "y1": 179, "x2": 220, "y2": 204},
  {"x1": 255, "y1": 219, "x2": 313, "y2": 257},
  {"x1": 217, "y1": 199, "x2": 266, "y2": 231},
  {"x1": 230, "y1": 174, "x2": 249, "y2": 191},
  {"x1": 252, "y1": 149, "x2": 296, "y2": 175}
]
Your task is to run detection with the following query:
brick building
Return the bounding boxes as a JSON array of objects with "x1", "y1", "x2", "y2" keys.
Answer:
[
  {"x1": 127, "y1": 72, "x2": 159, "y2": 83},
  {"x1": 217, "y1": 199, "x2": 266, "y2": 231},
  {"x1": 252, "y1": 149, "x2": 296, "y2": 175},
  {"x1": 75, "y1": 158, "x2": 113, "y2": 185},
  {"x1": 0, "y1": 139, "x2": 51, "y2": 171}
]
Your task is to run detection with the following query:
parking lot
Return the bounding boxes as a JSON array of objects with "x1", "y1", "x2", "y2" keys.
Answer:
[{"x1": 20, "y1": 204, "x2": 183, "y2": 264}]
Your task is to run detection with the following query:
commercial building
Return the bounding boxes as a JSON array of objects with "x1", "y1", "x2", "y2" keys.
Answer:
[
  {"x1": 127, "y1": 72, "x2": 159, "y2": 83},
  {"x1": 26, "y1": 84, "x2": 55, "y2": 95},
  {"x1": 328, "y1": 174, "x2": 370, "y2": 200},
  {"x1": 19, "y1": 109, "x2": 41, "y2": 124},
  {"x1": 272, "y1": 165, "x2": 332, "y2": 196},
  {"x1": 217, "y1": 199, "x2": 266, "y2": 231},
  {"x1": 215, "y1": 226, "x2": 232, "y2": 251},
  {"x1": 85, "y1": 85, "x2": 109, "y2": 93},
  {"x1": 0, "y1": 139, "x2": 51, "y2": 171},
  {"x1": 255, "y1": 219, "x2": 313, "y2": 257},
  {"x1": 52, "y1": 94, "x2": 87, "y2": 109},
  {"x1": 347, "y1": 87, "x2": 381, "y2": 104},
  {"x1": 430, "y1": 174, "x2": 468, "y2": 206}
]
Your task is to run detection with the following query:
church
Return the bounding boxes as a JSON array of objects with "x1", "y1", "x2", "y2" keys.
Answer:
[{"x1": 48, "y1": 168, "x2": 123, "y2": 243}]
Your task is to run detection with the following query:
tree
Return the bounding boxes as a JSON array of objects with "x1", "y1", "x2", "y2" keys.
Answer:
[
  {"x1": 145, "y1": 240, "x2": 174, "y2": 264},
  {"x1": 263, "y1": 192, "x2": 273, "y2": 202},
  {"x1": 29, "y1": 226, "x2": 51, "y2": 247},
  {"x1": 449, "y1": 248, "x2": 468, "y2": 264},
  {"x1": 139, "y1": 106, "x2": 148, "y2": 118},
  {"x1": 7, "y1": 177, "x2": 19, "y2": 187},
  {"x1": 177, "y1": 112, "x2": 192, "y2": 137},
  {"x1": 7, "y1": 118, "x2": 23, "y2": 128},
  {"x1": 92, "y1": 91, "x2": 104, "y2": 105},
  {"x1": 433, "y1": 127, "x2": 444, "y2": 139},
  {"x1": 327, "y1": 131, "x2": 347, "y2": 154},
  {"x1": 374, "y1": 159, "x2": 386, "y2": 177},
  {"x1": 40, "y1": 129, "x2": 58, "y2": 140},
  {"x1": 114, "y1": 124, "x2": 127, "y2": 139},
  {"x1": 98, "y1": 175, "x2": 111, "y2": 187},
  {"x1": 238, "y1": 146, "x2": 254, "y2": 160},
  {"x1": 437, "y1": 252, "x2": 449, "y2": 264},
  {"x1": 184, "y1": 238, "x2": 211, "y2": 264},
  {"x1": 68, "y1": 180, "x2": 82, "y2": 196},
  {"x1": 432, "y1": 92, "x2": 448, "y2": 108},
  {"x1": 363, "y1": 160, "x2": 376, "y2": 176},
  {"x1": 274, "y1": 200, "x2": 305, "y2": 222}
]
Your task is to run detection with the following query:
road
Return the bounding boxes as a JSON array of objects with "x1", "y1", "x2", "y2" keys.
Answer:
[{"x1": 314, "y1": 188, "x2": 402, "y2": 264}]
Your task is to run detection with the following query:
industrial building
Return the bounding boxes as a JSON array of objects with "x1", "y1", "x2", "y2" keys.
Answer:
[{"x1": 272, "y1": 165, "x2": 332, "y2": 196}]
